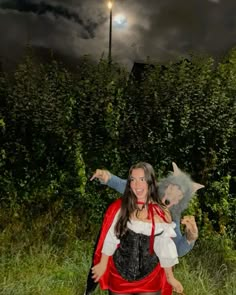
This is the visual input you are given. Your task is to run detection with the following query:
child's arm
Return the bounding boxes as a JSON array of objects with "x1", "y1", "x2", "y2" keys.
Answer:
[
  {"x1": 91, "y1": 253, "x2": 110, "y2": 282},
  {"x1": 164, "y1": 267, "x2": 183, "y2": 294},
  {"x1": 154, "y1": 223, "x2": 183, "y2": 293},
  {"x1": 90, "y1": 169, "x2": 127, "y2": 194},
  {"x1": 92, "y1": 211, "x2": 120, "y2": 282}
]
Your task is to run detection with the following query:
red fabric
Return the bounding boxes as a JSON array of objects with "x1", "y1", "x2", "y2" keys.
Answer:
[
  {"x1": 93, "y1": 198, "x2": 173, "y2": 294},
  {"x1": 93, "y1": 198, "x2": 122, "y2": 289},
  {"x1": 108, "y1": 258, "x2": 172, "y2": 294}
]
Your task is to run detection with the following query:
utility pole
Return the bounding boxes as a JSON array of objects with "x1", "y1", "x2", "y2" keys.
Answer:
[{"x1": 108, "y1": 1, "x2": 113, "y2": 65}]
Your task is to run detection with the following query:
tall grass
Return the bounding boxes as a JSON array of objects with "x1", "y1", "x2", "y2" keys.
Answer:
[{"x1": 0, "y1": 211, "x2": 235, "y2": 295}]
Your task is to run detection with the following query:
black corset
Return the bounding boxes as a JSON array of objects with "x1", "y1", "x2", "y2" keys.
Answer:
[{"x1": 113, "y1": 228, "x2": 161, "y2": 281}]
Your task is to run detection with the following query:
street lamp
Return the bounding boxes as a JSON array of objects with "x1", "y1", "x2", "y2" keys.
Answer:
[{"x1": 107, "y1": 1, "x2": 113, "y2": 65}]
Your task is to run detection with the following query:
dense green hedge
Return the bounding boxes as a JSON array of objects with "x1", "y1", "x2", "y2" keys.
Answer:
[{"x1": 0, "y1": 48, "x2": 235, "y2": 240}]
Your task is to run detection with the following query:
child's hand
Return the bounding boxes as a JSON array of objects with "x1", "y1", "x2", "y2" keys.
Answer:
[
  {"x1": 91, "y1": 262, "x2": 107, "y2": 282},
  {"x1": 181, "y1": 215, "x2": 198, "y2": 243},
  {"x1": 167, "y1": 276, "x2": 184, "y2": 294},
  {"x1": 90, "y1": 169, "x2": 111, "y2": 184}
]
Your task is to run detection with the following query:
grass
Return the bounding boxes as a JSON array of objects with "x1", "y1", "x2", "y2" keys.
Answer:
[
  {"x1": 0, "y1": 215, "x2": 235, "y2": 295},
  {"x1": 1, "y1": 244, "x2": 76, "y2": 294}
]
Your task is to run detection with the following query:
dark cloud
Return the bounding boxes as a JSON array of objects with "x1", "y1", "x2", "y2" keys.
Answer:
[
  {"x1": 0, "y1": 0, "x2": 106, "y2": 38},
  {"x1": 0, "y1": 0, "x2": 236, "y2": 69}
]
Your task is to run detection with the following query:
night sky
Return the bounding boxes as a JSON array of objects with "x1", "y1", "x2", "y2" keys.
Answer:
[{"x1": 0, "y1": 0, "x2": 236, "y2": 68}]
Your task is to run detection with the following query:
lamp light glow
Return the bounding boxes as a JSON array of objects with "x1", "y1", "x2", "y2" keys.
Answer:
[{"x1": 108, "y1": 1, "x2": 113, "y2": 10}]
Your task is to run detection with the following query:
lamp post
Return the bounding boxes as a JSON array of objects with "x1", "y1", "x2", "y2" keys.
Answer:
[{"x1": 108, "y1": 1, "x2": 113, "y2": 65}]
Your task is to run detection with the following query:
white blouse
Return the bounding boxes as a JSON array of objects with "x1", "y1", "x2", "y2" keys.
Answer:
[{"x1": 102, "y1": 210, "x2": 179, "y2": 268}]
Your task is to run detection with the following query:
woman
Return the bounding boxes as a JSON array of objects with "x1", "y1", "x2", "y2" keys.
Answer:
[{"x1": 91, "y1": 162, "x2": 184, "y2": 295}]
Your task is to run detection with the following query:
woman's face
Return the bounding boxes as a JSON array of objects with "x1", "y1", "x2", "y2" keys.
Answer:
[{"x1": 130, "y1": 168, "x2": 148, "y2": 202}]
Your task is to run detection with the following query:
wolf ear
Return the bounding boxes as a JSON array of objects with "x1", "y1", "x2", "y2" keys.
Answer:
[
  {"x1": 172, "y1": 162, "x2": 181, "y2": 176},
  {"x1": 172, "y1": 162, "x2": 205, "y2": 192},
  {"x1": 193, "y1": 182, "x2": 205, "y2": 193}
]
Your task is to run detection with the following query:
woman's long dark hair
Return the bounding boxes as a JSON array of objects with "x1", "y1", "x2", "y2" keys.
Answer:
[{"x1": 115, "y1": 162, "x2": 164, "y2": 238}]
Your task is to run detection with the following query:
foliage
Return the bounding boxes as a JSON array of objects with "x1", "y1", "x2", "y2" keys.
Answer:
[
  {"x1": 119, "y1": 55, "x2": 235, "y2": 179},
  {"x1": 0, "y1": 46, "x2": 235, "y2": 241},
  {"x1": 0, "y1": 51, "x2": 85, "y2": 219},
  {"x1": 72, "y1": 57, "x2": 128, "y2": 174}
]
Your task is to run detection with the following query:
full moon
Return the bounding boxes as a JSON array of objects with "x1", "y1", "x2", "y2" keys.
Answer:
[{"x1": 114, "y1": 14, "x2": 127, "y2": 28}]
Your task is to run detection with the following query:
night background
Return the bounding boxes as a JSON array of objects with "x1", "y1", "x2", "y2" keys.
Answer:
[
  {"x1": 0, "y1": 1, "x2": 236, "y2": 295},
  {"x1": 1, "y1": 0, "x2": 236, "y2": 68}
]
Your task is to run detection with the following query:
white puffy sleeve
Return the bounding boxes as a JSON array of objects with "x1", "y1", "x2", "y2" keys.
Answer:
[
  {"x1": 154, "y1": 222, "x2": 179, "y2": 268},
  {"x1": 101, "y1": 210, "x2": 120, "y2": 256}
]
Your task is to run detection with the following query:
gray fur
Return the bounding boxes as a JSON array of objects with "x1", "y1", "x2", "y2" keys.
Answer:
[{"x1": 158, "y1": 171, "x2": 194, "y2": 220}]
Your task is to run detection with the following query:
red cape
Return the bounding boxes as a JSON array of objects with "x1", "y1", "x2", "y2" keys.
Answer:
[{"x1": 93, "y1": 198, "x2": 122, "y2": 289}]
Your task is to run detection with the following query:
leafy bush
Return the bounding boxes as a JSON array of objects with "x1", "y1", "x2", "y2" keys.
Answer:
[{"x1": 0, "y1": 47, "x2": 235, "y2": 240}]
